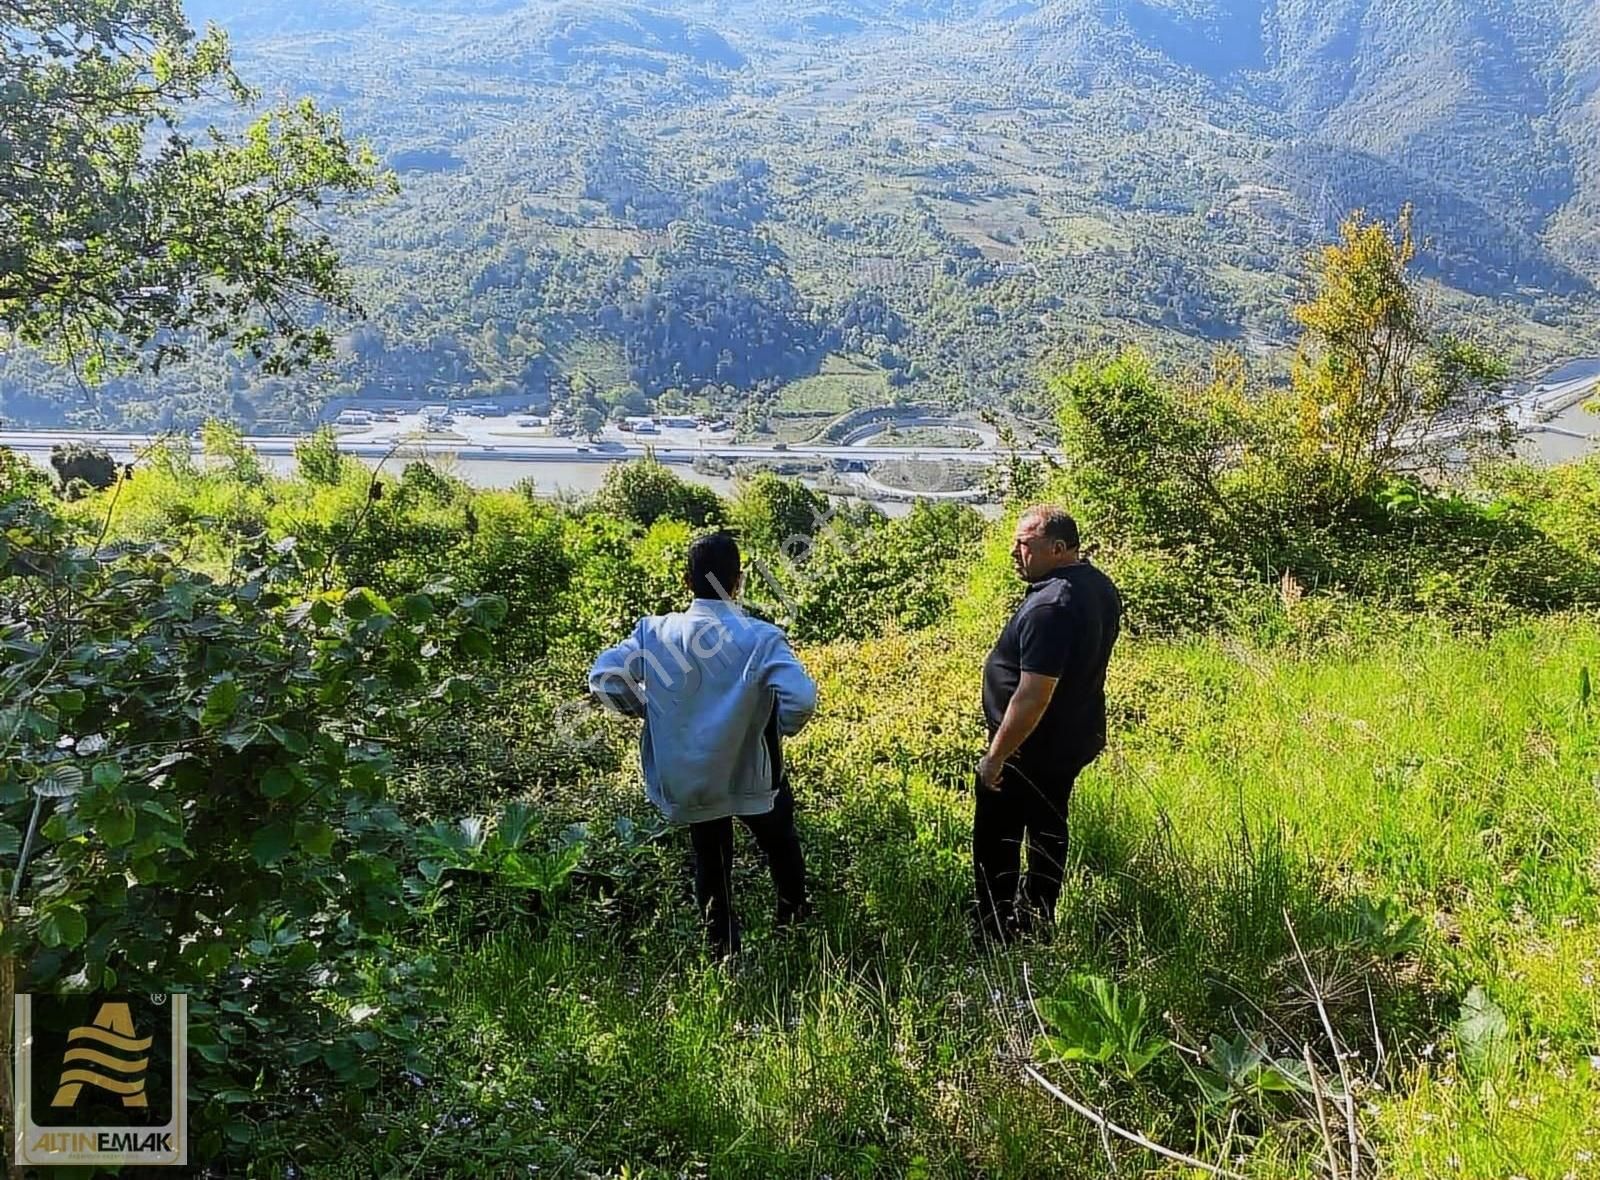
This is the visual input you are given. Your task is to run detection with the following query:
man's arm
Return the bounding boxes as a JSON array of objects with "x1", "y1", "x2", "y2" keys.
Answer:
[
  {"x1": 979, "y1": 597, "x2": 1072, "y2": 790},
  {"x1": 977, "y1": 672, "x2": 1058, "y2": 790},
  {"x1": 763, "y1": 630, "x2": 818, "y2": 736},
  {"x1": 588, "y1": 622, "x2": 648, "y2": 719}
]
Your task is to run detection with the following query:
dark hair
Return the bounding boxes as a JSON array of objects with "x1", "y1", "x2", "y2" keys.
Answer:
[
  {"x1": 687, "y1": 531, "x2": 741, "y2": 600},
  {"x1": 1021, "y1": 505, "x2": 1081, "y2": 550}
]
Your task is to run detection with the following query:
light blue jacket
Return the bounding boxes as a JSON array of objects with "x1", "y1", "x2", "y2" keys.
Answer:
[{"x1": 588, "y1": 599, "x2": 818, "y2": 824}]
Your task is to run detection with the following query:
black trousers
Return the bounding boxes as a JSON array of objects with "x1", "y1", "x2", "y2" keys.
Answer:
[
  {"x1": 688, "y1": 711, "x2": 806, "y2": 951},
  {"x1": 972, "y1": 756, "x2": 1087, "y2": 936},
  {"x1": 689, "y1": 776, "x2": 807, "y2": 951}
]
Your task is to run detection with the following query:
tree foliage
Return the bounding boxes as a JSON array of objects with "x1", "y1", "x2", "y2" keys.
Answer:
[
  {"x1": 592, "y1": 456, "x2": 725, "y2": 529},
  {"x1": 0, "y1": 447, "x2": 54, "y2": 505},
  {"x1": 1044, "y1": 209, "x2": 1600, "y2": 631},
  {"x1": 789, "y1": 501, "x2": 987, "y2": 642},
  {"x1": 0, "y1": 496, "x2": 503, "y2": 1145},
  {"x1": 295, "y1": 425, "x2": 349, "y2": 486},
  {"x1": 729, "y1": 471, "x2": 830, "y2": 563},
  {"x1": 1054, "y1": 349, "x2": 1249, "y2": 551},
  {"x1": 1290, "y1": 207, "x2": 1510, "y2": 504},
  {"x1": 0, "y1": 0, "x2": 394, "y2": 379}
]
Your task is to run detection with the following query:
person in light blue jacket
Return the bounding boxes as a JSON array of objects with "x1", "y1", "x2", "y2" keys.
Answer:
[{"x1": 589, "y1": 531, "x2": 817, "y2": 955}]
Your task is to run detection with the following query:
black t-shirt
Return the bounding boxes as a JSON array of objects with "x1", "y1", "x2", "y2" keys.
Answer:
[{"x1": 982, "y1": 560, "x2": 1122, "y2": 769}]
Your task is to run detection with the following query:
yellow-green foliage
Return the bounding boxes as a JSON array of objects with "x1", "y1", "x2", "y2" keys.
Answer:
[{"x1": 1489, "y1": 454, "x2": 1600, "y2": 559}]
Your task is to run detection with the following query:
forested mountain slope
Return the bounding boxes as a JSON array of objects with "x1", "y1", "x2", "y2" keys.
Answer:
[{"x1": 4, "y1": 0, "x2": 1597, "y2": 431}]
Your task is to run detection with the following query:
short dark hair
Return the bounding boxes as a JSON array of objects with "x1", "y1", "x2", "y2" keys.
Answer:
[
  {"x1": 688, "y1": 531, "x2": 741, "y2": 599},
  {"x1": 1021, "y1": 505, "x2": 1080, "y2": 550}
]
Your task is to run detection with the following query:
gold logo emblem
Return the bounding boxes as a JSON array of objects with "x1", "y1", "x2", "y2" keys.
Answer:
[{"x1": 48, "y1": 1002, "x2": 152, "y2": 1110}]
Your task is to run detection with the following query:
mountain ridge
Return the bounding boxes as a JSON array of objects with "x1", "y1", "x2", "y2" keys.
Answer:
[{"x1": 3, "y1": 0, "x2": 1594, "y2": 431}]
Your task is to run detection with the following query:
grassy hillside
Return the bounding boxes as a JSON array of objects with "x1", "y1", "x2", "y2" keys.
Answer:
[
  {"x1": 298, "y1": 615, "x2": 1600, "y2": 1177},
  {"x1": 9, "y1": 404, "x2": 1600, "y2": 1172}
]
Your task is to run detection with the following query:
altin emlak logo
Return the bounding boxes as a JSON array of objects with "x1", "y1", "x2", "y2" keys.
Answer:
[{"x1": 14, "y1": 994, "x2": 187, "y2": 1166}]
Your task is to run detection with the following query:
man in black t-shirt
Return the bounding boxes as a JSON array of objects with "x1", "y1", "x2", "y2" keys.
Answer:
[{"x1": 974, "y1": 505, "x2": 1121, "y2": 942}]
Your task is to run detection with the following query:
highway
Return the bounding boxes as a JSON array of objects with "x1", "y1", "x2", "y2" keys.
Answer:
[
  {"x1": 1510, "y1": 358, "x2": 1600, "y2": 424},
  {"x1": 2, "y1": 360, "x2": 1592, "y2": 478},
  {"x1": 0, "y1": 415, "x2": 1046, "y2": 470},
  {"x1": 0, "y1": 429, "x2": 1037, "y2": 466}
]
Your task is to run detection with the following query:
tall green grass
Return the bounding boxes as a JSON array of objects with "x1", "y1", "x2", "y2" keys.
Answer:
[{"x1": 295, "y1": 618, "x2": 1599, "y2": 1178}]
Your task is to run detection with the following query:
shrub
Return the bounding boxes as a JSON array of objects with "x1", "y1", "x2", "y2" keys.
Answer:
[
  {"x1": 1052, "y1": 349, "x2": 1238, "y2": 551},
  {"x1": 729, "y1": 472, "x2": 830, "y2": 563},
  {"x1": 591, "y1": 457, "x2": 725, "y2": 528},
  {"x1": 48, "y1": 442, "x2": 119, "y2": 497},
  {"x1": 341, "y1": 476, "x2": 574, "y2": 661},
  {"x1": 295, "y1": 424, "x2": 350, "y2": 486},
  {"x1": 0, "y1": 447, "x2": 53, "y2": 505},
  {"x1": 1288, "y1": 207, "x2": 1509, "y2": 506},
  {"x1": 0, "y1": 497, "x2": 503, "y2": 1154},
  {"x1": 790, "y1": 502, "x2": 987, "y2": 641}
]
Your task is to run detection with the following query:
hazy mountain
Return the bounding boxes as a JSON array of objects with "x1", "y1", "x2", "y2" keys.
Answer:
[
  {"x1": 9, "y1": 0, "x2": 1595, "y2": 430},
  {"x1": 448, "y1": 4, "x2": 747, "y2": 76}
]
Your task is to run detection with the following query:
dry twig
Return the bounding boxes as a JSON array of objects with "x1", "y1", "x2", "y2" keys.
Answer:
[
  {"x1": 1286, "y1": 909, "x2": 1362, "y2": 1179},
  {"x1": 1023, "y1": 1066, "x2": 1247, "y2": 1180}
]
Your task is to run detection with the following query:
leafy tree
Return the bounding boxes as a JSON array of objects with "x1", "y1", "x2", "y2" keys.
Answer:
[
  {"x1": 729, "y1": 472, "x2": 830, "y2": 564},
  {"x1": 1290, "y1": 207, "x2": 1510, "y2": 505},
  {"x1": 557, "y1": 514, "x2": 687, "y2": 654},
  {"x1": 48, "y1": 441, "x2": 120, "y2": 497},
  {"x1": 574, "y1": 405, "x2": 605, "y2": 440},
  {"x1": 339, "y1": 475, "x2": 574, "y2": 662},
  {"x1": 592, "y1": 458, "x2": 724, "y2": 529},
  {"x1": 0, "y1": 448, "x2": 55, "y2": 505},
  {"x1": 1053, "y1": 349, "x2": 1246, "y2": 551},
  {"x1": 792, "y1": 502, "x2": 986, "y2": 641},
  {"x1": 200, "y1": 418, "x2": 264, "y2": 484},
  {"x1": 0, "y1": 498, "x2": 501, "y2": 1148},
  {"x1": 0, "y1": 0, "x2": 394, "y2": 379},
  {"x1": 295, "y1": 425, "x2": 348, "y2": 486}
]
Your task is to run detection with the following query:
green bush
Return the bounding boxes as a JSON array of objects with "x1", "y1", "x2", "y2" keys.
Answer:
[
  {"x1": 1052, "y1": 349, "x2": 1266, "y2": 553},
  {"x1": 0, "y1": 447, "x2": 53, "y2": 505},
  {"x1": 295, "y1": 424, "x2": 352, "y2": 486},
  {"x1": 1051, "y1": 349, "x2": 1600, "y2": 633},
  {"x1": 0, "y1": 497, "x2": 504, "y2": 1156},
  {"x1": 592, "y1": 457, "x2": 725, "y2": 528},
  {"x1": 790, "y1": 502, "x2": 986, "y2": 641},
  {"x1": 729, "y1": 471, "x2": 831, "y2": 562},
  {"x1": 339, "y1": 465, "x2": 575, "y2": 661}
]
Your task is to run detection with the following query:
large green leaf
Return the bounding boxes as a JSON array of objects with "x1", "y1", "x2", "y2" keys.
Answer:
[
  {"x1": 1455, "y1": 986, "x2": 1510, "y2": 1075},
  {"x1": 202, "y1": 677, "x2": 242, "y2": 729},
  {"x1": 96, "y1": 800, "x2": 137, "y2": 848},
  {"x1": 295, "y1": 821, "x2": 336, "y2": 859},
  {"x1": 38, "y1": 905, "x2": 87, "y2": 949},
  {"x1": 260, "y1": 768, "x2": 297, "y2": 799},
  {"x1": 250, "y1": 823, "x2": 294, "y2": 868}
]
